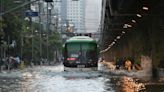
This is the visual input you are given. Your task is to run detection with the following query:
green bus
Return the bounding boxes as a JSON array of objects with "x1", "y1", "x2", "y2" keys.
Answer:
[{"x1": 63, "y1": 36, "x2": 99, "y2": 68}]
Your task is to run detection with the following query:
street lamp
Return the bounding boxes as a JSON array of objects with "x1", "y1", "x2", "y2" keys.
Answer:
[
  {"x1": 117, "y1": 36, "x2": 121, "y2": 39},
  {"x1": 132, "y1": 20, "x2": 136, "y2": 23},
  {"x1": 143, "y1": 6, "x2": 149, "y2": 10},
  {"x1": 136, "y1": 14, "x2": 142, "y2": 17}
]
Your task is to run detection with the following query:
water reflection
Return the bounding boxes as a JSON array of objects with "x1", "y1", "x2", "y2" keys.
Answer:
[
  {"x1": 103, "y1": 76, "x2": 118, "y2": 92},
  {"x1": 20, "y1": 71, "x2": 107, "y2": 92},
  {"x1": 0, "y1": 66, "x2": 164, "y2": 92},
  {"x1": 0, "y1": 78, "x2": 22, "y2": 92}
]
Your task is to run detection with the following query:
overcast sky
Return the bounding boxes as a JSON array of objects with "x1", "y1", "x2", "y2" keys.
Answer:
[{"x1": 85, "y1": 0, "x2": 102, "y2": 32}]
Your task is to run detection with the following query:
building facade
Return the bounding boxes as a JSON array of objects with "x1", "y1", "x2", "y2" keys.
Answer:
[
  {"x1": 61, "y1": 0, "x2": 86, "y2": 33},
  {"x1": 31, "y1": 0, "x2": 86, "y2": 33}
]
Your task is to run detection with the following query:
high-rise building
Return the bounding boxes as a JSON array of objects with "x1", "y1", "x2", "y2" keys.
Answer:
[
  {"x1": 61, "y1": 0, "x2": 86, "y2": 33},
  {"x1": 31, "y1": 0, "x2": 85, "y2": 33}
]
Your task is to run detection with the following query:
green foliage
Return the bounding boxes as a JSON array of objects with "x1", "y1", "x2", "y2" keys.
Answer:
[
  {"x1": 0, "y1": 17, "x2": 6, "y2": 30},
  {"x1": 49, "y1": 32, "x2": 62, "y2": 47},
  {"x1": 22, "y1": 21, "x2": 30, "y2": 33},
  {"x1": 0, "y1": 17, "x2": 6, "y2": 38},
  {"x1": 48, "y1": 32, "x2": 62, "y2": 60},
  {"x1": 1, "y1": 0, "x2": 62, "y2": 62}
]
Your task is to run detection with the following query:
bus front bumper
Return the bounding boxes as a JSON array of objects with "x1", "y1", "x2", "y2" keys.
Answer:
[{"x1": 63, "y1": 62, "x2": 98, "y2": 68}]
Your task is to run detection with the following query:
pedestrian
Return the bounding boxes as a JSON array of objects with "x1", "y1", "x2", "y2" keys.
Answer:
[
  {"x1": 125, "y1": 59, "x2": 132, "y2": 72},
  {"x1": 15, "y1": 55, "x2": 21, "y2": 68}
]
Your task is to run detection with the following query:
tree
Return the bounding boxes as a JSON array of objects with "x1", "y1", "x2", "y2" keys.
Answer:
[
  {"x1": 0, "y1": 17, "x2": 6, "y2": 46},
  {"x1": 48, "y1": 32, "x2": 62, "y2": 60}
]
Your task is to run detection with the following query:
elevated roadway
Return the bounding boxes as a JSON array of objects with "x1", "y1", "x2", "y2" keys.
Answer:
[{"x1": 100, "y1": 0, "x2": 164, "y2": 77}]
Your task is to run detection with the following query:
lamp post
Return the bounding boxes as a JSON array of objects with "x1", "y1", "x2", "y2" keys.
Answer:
[
  {"x1": 38, "y1": 1, "x2": 43, "y2": 62},
  {"x1": 31, "y1": 16, "x2": 34, "y2": 63},
  {"x1": 46, "y1": 2, "x2": 52, "y2": 64}
]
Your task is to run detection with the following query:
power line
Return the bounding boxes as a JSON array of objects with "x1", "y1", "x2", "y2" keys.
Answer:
[{"x1": 0, "y1": 0, "x2": 39, "y2": 16}]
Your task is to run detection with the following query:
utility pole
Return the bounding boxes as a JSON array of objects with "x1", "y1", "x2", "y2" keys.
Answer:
[
  {"x1": 30, "y1": 15, "x2": 33, "y2": 63},
  {"x1": 27, "y1": 0, "x2": 33, "y2": 64},
  {"x1": 46, "y1": 2, "x2": 52, "y2": 64},
  {"x1": 21, "y1": 0, "x2": 26, "y2": 61},
  {"x1": 46, "y1": 3, "x2": 49, "y2": 63},
  {"x1": 0, "y1": 0, "x2": 39, "y2": 16},
  {"x1": 39, "y1": 0, "x2": 42, "y2": 61}
]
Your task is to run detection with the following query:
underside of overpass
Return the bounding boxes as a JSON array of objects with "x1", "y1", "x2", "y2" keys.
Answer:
[{"x1": 100, "y1": 0, "x2": 164, "y2": 68}]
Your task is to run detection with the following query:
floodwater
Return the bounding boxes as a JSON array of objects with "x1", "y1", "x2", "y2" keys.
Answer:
[{"x1": 0, "y1": 64, "x2": 163, "y2": 92}]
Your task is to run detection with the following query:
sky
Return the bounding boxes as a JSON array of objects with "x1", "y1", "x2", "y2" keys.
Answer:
[{"x1": 85, "y1": 0, "x2": 102, "y2": 33}]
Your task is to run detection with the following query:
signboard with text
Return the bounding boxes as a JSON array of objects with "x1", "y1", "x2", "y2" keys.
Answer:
[{"x1": 25, "y1": 11, "x2": 38, "y2": 17}]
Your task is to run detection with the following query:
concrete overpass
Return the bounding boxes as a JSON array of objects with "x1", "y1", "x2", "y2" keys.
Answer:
[{"x1": 100, "y1": 0, "x2": 164, "y2": 75}]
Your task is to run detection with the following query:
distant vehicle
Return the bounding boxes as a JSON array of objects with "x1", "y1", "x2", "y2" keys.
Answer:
[{"x1": 62, "y1": 36, "x2": 99, "y2": 70}]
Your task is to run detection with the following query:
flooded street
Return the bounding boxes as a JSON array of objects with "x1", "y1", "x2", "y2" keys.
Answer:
[
  {"x1": 20, "y1": 66, "x2": 114, "y2": 92},
  {"x1": 0, "y1": 64, "x2": 116, "y2": 92},
  {"x1": 1, "y1": 0, "x2": 164, "y2": 92},
  {"x1": 0, "y1": 64, "x2": 163, "y2": 92}
]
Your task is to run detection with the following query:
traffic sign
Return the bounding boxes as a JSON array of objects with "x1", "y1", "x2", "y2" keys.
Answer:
[
  {"x1": 44, "y1": 0, "x2": 53, "y2": 2},
  {"x1": 25, "y1": 11, "x2": 38, "y2": 17}
]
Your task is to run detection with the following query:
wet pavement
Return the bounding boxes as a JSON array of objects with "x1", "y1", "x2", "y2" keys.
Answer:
[
  {"x1": 0, "y1": 64, "x2": 163, "y2": 92},
  {"x1": 0, "y1": 64, "x2": 116, "y2": 92}
]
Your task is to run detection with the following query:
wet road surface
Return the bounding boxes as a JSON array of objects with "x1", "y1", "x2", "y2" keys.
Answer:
[
  {"x1": 0, "y1": 65, "x2": 117, "y2": 92},
  {"x1": 0, "y1": 64, "x2": 164, "y2": 92}
]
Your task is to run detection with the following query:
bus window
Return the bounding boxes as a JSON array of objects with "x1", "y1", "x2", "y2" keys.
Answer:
[
  {"x1": 66, "y1": 43, "x2": 97, "y2": 61},
  {"x1": 81, "y1": 43, "x2": 97, "y2": 61},
  {"x1": 66, "y1": 43, "x2": 81, "y2": 58}
]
